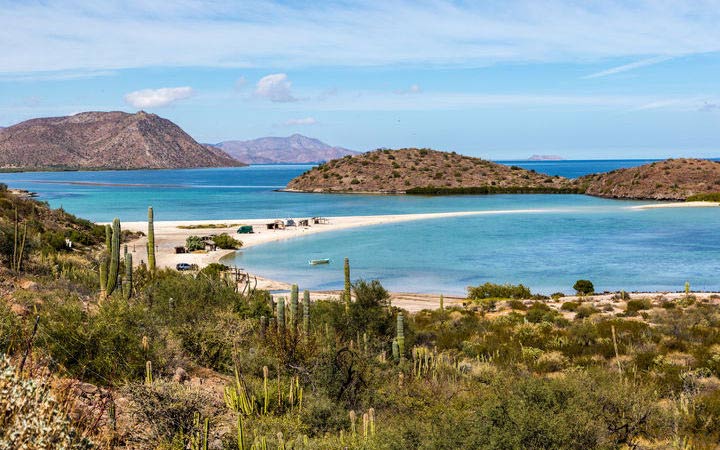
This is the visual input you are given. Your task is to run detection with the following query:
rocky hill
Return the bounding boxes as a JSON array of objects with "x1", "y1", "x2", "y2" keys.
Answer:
[
  {"x1": 286, "y1": 148, "x2": 579, "y2": 194},
  {"x1": 580, "y1": 158, "x2": 720, "y2": 200},
  {"x1": 0, "y1": 111, "x2": 244, "y2": 170},
  {"x1": 214, "y1": 134, "x2": 357, "y2": 164}
]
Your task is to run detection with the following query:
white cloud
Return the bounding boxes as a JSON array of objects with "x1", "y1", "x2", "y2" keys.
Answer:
[
  {"x1": 583, "y1": 56, "x2": 673, "y2": 79},
  {"x1": 254, "y1": 73, "x2": 297, "y2": 102},
  {"x1": 123, "y1": 86, "x2": 194, "y2": 108},
  {"x1": 2, "y1": 1, "x2": 720, "y2": 73},
  {"x1": 283, "y1": 117, "x2": 317, "y2": 126}
]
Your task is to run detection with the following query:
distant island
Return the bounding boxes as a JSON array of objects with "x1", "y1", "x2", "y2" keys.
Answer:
[
  {"x1": 527, "y1": 154, "x2": 565, "y2": 161},
  {"x1": 0, "y1": 111, "x2": 243, "y2": 171},
  {"x1": 212, "y1": 134, "x2": 358, "y2": 164},
  {"x1": 287, "y1": 148, "x2": 720, "y2": 201}
]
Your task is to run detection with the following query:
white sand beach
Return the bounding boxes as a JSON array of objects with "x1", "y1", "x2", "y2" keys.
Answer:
[{"x1": 628, "y1": 201, "x2": 720, "y2": 209}]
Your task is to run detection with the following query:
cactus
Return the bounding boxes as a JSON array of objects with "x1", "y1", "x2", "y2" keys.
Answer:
[
  {"x1": 145, "y1": 360, "x2": 153, "y2": 384},
  {"x1": 290, "y1": 284, "x2": 298, "y2": 329},
  {"x1": 263, "y1": 366, "x2": 269, "y2": 415},
  {"x1": 105, "y1": 224, "x2": 112, "y2": 255},
  {"x1": 344, "y1": 257, "x2": 351, "y2": 311},
  {"x1": 147, "y1": 206, "x2": 156, "y2": 274},
  {"x1": 189, "y1": 412, "x2": 210, "y2": 450},
  {"x1": 237, "y1": 416, "x2": 246, "y2": 450},
  {"x1": 363, "y1": 412, "x2": 369, "y2": 438},
  {"x1": 99, "y1": 259, "x2": 108, "y2": 298},
  {"x1": 303, "y1": 290, "x2": 310, "y2": 337},
  {"x1": 277, "y1": 297, "x2": 286, "y2": 331},
  {"x1": 439, "y1": 294, "x2": 444, "y2": 311},
  {"x1": 224, "y1": 368, "x2": 256, "y2": 416},
  {"x1": 11, "y1": 207, "x2": 28, "y2": 272},
  {"x1": 105, "y1": 218, "x2": 121, "y2": 296},
  {"x1": 685, "y1": 281, "x2": 691, "y2": 296},
  {"x1": 349, "y1": 410, "x2": 357, "y2": 436},
  {"x1": 397, "y1": 313, "x2": 405, "y2": 359},
  {"x1": 368, "y1": 408, "x2": 375, "y2": 436},
  {"x1": 124, "y1": 253, "x2": 133, "y2": 299},
  {"x1": 392, "y1": 340, "x2": 399, "y2": 362}
]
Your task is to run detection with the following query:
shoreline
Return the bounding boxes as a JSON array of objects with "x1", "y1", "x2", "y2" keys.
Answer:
[{"x1": 120, "y1": 202, "x2": 717, "y2": 311}]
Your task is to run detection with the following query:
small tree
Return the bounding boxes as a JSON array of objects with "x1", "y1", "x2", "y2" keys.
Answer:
[{"x1": 573, "y1": 279, "x2": 594, "y2": 296}]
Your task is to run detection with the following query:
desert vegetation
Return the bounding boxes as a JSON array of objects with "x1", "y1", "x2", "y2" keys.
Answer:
[{"x1": 3, "y1": 191, "x2": 720, "y2": 448}]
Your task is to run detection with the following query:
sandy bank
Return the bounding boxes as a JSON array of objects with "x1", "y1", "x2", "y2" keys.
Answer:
[{"x1": 629, "y1": 201, "x2": 720, "y2": 210}]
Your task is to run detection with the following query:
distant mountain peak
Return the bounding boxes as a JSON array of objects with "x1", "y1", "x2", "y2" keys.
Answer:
[{"x1": 214, "y1": 134, "x2": 358, "y2": 164}]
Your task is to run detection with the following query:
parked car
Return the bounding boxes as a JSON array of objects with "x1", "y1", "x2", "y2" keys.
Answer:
[{"x1": 176, "y1": 262, "x2": 193, "y2": 271}]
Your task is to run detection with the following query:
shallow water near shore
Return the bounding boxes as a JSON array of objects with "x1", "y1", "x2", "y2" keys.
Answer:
[{"x1": 2, "y1": 160, "x2": 718, "y2": 295}]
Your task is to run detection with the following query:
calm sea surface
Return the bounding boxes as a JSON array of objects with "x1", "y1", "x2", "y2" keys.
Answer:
[{"x1": 1, "y1": 159, "x2": 718, "y2": 295}]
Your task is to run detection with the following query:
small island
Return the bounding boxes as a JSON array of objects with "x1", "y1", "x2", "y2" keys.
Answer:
[{"x1": 286, "y1": 148, "x2": 580, "y2": 194}]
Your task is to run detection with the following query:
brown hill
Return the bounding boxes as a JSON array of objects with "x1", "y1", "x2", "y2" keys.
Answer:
[
  {"x1": 286, "y1": 148, "x2": 579, "y2": 194},
  {"x1": 215, "y1": 134, "x2": 358, "y2": 164},
  {"x1": 581, "y1": 158, "x2": 720, "y2": 200},
  {"x1": 0, "y1": 111, "x2": 244, "y2": 170}
]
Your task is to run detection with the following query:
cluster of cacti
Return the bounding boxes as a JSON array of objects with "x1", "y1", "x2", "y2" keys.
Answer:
[
  {"x1": 226, "y1": 365, "x2": 303, "y2": 419},
  {"x1": 147, "y1": 206, "x2": 156, "y2": 274},
  {"x1": 290, "y1": 285, "x2": 298, "y2": 329},
  {"x1": 99, "y1": 218, "x2": 122, "y2": 298},
  {"x1": 344, "y1": 257, "x2": 351, "y2": 312},
  {"x1": 225, "y1": 368, "x2": 256, "y2": 416},
  {"x1": 347, "y1": 408, "x2": 376, "y2": 441},
  {"x1": 188, "y1": 412, "x2": 210, "y2": 450}
]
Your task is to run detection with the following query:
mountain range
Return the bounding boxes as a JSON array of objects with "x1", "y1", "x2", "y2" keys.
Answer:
[
  {"x1": 212, "y1": 134, "x2": 358, "y2": 164},
  {"x1": 0, "y1": 111, "x2": 243, "y2": 170}
]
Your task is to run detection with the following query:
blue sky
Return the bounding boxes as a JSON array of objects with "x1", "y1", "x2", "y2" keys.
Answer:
[{"x1": 1, "y1": 1, "x2": 719, "y2": 159}]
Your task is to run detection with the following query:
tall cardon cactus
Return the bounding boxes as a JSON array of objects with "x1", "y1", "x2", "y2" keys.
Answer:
[
  {"x1": 344, "y1": 257, "x2": 351, "y2": 312},
  {"x1": 147, "y1": 206, "x2": 156, "y2": 274},
  {"x1": 290, "y1": 284, "x2": 298, "y2": 329},
  {"x1": 106, "y1": 218, "x2": 121, "y2": 296}
]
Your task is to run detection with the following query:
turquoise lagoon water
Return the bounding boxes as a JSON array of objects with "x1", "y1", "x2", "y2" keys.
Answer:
[{"x1": 1, "y1": 160, "x2": 718, "y2": 295}]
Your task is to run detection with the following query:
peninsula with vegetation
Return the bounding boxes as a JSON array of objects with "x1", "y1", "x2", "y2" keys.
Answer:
[
  {"x1": 287, "y1": 149, "x2": 720, "y2": 201},
  {"x1": 0, "y1": 111, "x2": 243, "y2": 171}
]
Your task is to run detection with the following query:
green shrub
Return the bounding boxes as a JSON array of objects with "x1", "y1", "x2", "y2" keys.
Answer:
[
  {"x1": 575, "y1": 305, "x2": 599, "y2": 319},
  {"x1": 468, "y1": 282, "x2": 532, "y2": 300},
  {"x1": 573, "y1": 279, "x2": 594, "y2": 295},
  {"x1": 212, "y1": 233, "x2": 243, "y2": 250},
  {"x1": 686, "y1": 192, "x2": 720, "y2": 202},
  {"x1": 626, "y1": 299, "x2": 651, "y2": 314},
  {"x1": 508, "y1": 299, "x2": 527, "y2": 310},
  {"x1": 185, "y1": 235, "x2": 204, "y2": 251},
  {"x1": 561, "y1": 301, "x2": 580, "y2": 312}
]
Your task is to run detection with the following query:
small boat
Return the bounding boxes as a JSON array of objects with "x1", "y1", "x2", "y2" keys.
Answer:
[{"x1": 309, "y1": 258, "x2": 331, "y2": 265}]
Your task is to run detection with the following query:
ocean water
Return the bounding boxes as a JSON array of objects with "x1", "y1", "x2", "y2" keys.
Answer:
[{"x1": 1, "y1": 160, "x2": 718, "y2": 295}]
